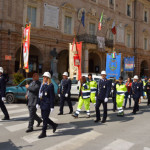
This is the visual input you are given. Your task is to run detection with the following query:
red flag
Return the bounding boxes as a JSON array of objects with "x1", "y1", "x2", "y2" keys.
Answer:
[{"x1": 112, "y1": 21, "x2": 116, "y2": 35}]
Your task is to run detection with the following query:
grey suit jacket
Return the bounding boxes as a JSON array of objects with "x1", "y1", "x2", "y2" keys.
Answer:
[{"x1": 27, "y1": 80, "x2": 41, "y2": 107}]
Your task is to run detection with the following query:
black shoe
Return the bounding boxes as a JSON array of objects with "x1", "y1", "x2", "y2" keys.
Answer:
[
  {"x1": 86, "y1": 115, "x2": 90, "y2": 118},
  {"x1": 101, "y1": 120, "x2": 106, "y2": 123},
  {"x1": 94, "y1": 119, "x2": 100, "y2": 123},
  {"x1": 36, "y1": 120, "x2": 42, "y2": 127},
  {"x1": 38, "y1": 131, "x2": 46, "y2": 139},
  {"x1": 58, "y1": 113, "x2": 63, "y2": 115},
  {"x1": 53, "y1": 124, "x2": 58, "y2": 133},
  {"x1": 2, "y1": 117, "x2": 10, "y2": 120},
  {"x1": 26, "y1": 128, "x2": 33, "y2": 133},
  {"x1": 69, "y1": 111, "x2": 73, "y2": 114},
  {"x1": 72, "y1": 113, "x2": 78, "y2": 118}
]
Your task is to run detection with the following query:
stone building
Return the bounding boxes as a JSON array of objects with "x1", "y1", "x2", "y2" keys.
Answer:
[{"x1": 0, "y1": 0, "x2": 150, "y2": 77}]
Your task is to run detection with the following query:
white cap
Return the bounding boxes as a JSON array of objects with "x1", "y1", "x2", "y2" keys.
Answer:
[
  {"x1": 0, "y1": 67, "x2": 3, "y2": 73},
  {"x1": 101, "y1": 70, "x2": 106, "y2": 75},
  {"x1": 133, "y1": 75, "x2": 138, "y2": 80},
  {"x1": 42, "y1": 72, "x2": 51, "y2": 78},
  {"x1": 63, "y1": 72, "x2": 68, "y2": 77}
]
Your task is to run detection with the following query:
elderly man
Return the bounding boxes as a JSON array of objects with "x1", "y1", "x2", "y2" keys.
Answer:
[
  {"x1": 0, "y1": 67, "x2": 10, "y2": 120},
  {"x1": 25, "y1": 73, "x2": 42, "y2": 132}
]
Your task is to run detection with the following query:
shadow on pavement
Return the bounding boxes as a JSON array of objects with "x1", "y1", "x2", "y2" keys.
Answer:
[{"x1": 0, "y1": 139, "x2": 32, "y2": 150}]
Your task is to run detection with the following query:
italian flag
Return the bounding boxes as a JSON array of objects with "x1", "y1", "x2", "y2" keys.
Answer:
[
  {"x1": 112, "y1": 21, "x2": 116, "y2": 35},
  {"x1": 112, "y1": 52, "x2": 116, "y2": 59},
  {"x1": 98, "y1": 11, "x2": 103, "y2": 31}
]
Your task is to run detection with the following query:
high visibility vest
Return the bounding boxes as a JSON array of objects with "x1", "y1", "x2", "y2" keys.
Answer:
[
  {"x1": 116, "y1": 83, "x2": 127, "y2": 95},
  {"x1": 80, "y1": 82, "x2": 91, "y2": 99},
  {"x1": 89, "y1": 80, "x2": 97, "y2": 94},
  {"x1": 143, "y1": 81, "x2": 147, "y2": 86}
]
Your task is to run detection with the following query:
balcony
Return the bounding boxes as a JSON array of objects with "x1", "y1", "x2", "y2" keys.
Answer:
[
  {"x1": 77, "y1": 34, "x2": 114, "y2": 48},
  {"x1": 77, "y1": 34, "x2": 97, "y2": 44},
  {"x1": 105, "y1": 39, "x2": 113, "y2": 48}
]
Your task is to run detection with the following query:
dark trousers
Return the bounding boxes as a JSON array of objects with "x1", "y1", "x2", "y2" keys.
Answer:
[
  {"x1": 0, "y1": 98, "x2": 9, "y2": 118},
  {"x1": 60, "y1": 95, "x2": 73, "y2": 114},
  {"x1": 124, "y1": 92, "x2": 131, "y2": 108},
  {"x1": 147, "y1": 93, "x2": 150, "y2": 105},
  {"x1": 41, "y1": 109, "x2": 56, "y2": 132},
  {"x1": 112, "y1": 97, "x2": 117, "y2": 111},
  {"x1": 96, "y1": 99, "x2": 107, "y2": 121},
  {"x1": 133, "y1": 98, "x2": 139, "y2": 113},
  {"x1": 28, "y1": 106, "x2": 42, "y2": 129}
]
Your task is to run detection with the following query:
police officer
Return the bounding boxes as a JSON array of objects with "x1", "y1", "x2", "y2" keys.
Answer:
[
  {"x1": 130, "y1": 75, "x2": 143, "y2": 114},
  {"x1": 115, "y1": 76, "x2": 127, "y2": 116},
  {"x1": 72, "y1": 76, "x2": 91, "y2": 118},
  {"x1": 87, "y1": 74, "x2": 97, "y2": 107},
  {"x1": 111, "y1": 79, "x2": 117, "y2": 112},
  {"x1": 37, "y1": 72, "x2": 58, "y2": 138},
  {"x1": 143, "y1": 76, "x2": 148, "y2": 99},
  {"x1": 95, "y1": 71, "x2": 111, "y2": 123},
  {"x1": 25, "y1": 73, "x2": 42, "y2": 133},
  {"x1": 58, "y1": 72, "x2": 73, "y2": 115},
  {"x1": 145, "y1": 78, "x2": 150, "y2": 105},
  {"x1": 0, "y1": 67, "x2": 10, "y2": 120}
]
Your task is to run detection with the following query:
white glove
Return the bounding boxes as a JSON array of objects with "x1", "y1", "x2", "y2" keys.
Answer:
[
  {"x1": 58, "y1": 94, "x2": 60, "y2": 97},
  {"x1": 51, "y1": 108, "x2": 54, "y2": 113},
  {"x1": 111, "y1": 90, "x2": 114, "y2": 93},
  {"x1": 104, "y1": 98, "x2": 108, "y2": 103},
  {"x1": 128, "y1": 95, "x2": 130, "y2": 98},
  {"x1": 36, "y1": 104, "x2": 40, "y2": 109},
  {"x1": 141, "y1": 96, "x2": 143, "y2": 100},
  {"x1": 65, "y1": 93, "x2": 68, "y2": 97},
  {"x1": 95, "y1": 97, "x2": 97, "y2": 101},
  {"x1": 2, "y1": 97, "x2": 6, "y2": 102},
  {"x1": 39, "y1": 92, "x2": 43, "y2": 99}
]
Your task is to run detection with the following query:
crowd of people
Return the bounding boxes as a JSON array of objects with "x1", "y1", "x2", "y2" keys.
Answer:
[{"x1": 0, "y1": 66, "x2": 150, "y2": 139}]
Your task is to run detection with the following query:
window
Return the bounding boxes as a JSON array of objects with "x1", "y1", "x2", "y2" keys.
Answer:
[
  {"x1": 64, "y1": 16, "x2": 72, "y2": 34},
  {"x1": 109, "y1": 30, "x2": 113, "y2": 40},
  {"x1": 91, "y1": 0, "x2": 96, "y2": 2},
  {"x1": 27, "y1": 6, "x2": 37, "y2": 27},
  {"x1": 89, "y1": 23, "x2": 96, "y2": 35},
  {"x1": 144, "y1": 38, "x2": 148, "y2": 50},
  {"x1": 109, "y1": 0, "x2": 114, "y2": 5},
  {"x1": 127, "y1": 34, "x2": 131, "y2": 47},
  {"x1": 144, "y1": 11, "x2": 148, "y2": 23},
  {"x1": 127, "y1": 4, "x2": 131, "y2": 17}
]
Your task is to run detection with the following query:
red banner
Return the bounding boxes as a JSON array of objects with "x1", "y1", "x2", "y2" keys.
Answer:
[
  {"x1": 23, "y1": 25, "x2": 31, "y2": 69},
  {"x1": 76, "y1": 42, "x2": 82, "y2": 80}
]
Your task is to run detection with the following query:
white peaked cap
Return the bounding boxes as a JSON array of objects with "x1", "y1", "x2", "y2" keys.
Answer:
[
  {"x1": 43, "y1": 72, "x2": 51, "y2": 78},
  {"x1": 63, "y1": 72, "x2": 68, "y2": 77}
]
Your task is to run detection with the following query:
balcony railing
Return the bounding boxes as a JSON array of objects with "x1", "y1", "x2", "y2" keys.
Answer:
[
  {"x1": 77, "y1": 34, "x2": 97, "y2": 44},
  {"x1": 77, "y1": 34, "x2": 114, "y2": 48},
  {"x1": 105, "y1": 39, "x2": 113, "y2": 48}
]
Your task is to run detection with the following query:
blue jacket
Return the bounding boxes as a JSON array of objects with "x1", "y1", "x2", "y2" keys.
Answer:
[
  {"x1": 0, "y1": 75, "x2": 6, "y2": 97},
  {"x1": 96, "y1": 79, "x2": 111, "y2": 100},
  {"x1": 39, "y1": 83, "x2": 55, "y2": 110},
  {"x1": 59, "y1": 79, "x2": 71, "y2": 96},
  {"x1": 130, "y1": 82, "x2": 143, "y2": 99}
]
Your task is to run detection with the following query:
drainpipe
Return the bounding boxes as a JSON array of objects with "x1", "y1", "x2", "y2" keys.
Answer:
[{"x1": 133, "y1": 0, "x2": 137, "y2": 76}]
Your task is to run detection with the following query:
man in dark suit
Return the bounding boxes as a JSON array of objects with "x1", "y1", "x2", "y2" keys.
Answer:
[
  {"x1": 95, "y1": 71, "x2": 111, "y2": 123},
  {"x1": 0, "y1": 67, "x2": 10, "y2": 120},
  {"x1": 25, "y1": 73, "x2": 42, "y2": 132},
  {"x1": 58, "y1": 72, "x2": 73, "y2": 115},
  {"x1": 130, "y1": 75, "x2": 143, "y2": 114}
]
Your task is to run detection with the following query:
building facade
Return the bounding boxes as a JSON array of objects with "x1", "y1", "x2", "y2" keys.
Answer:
[{"x1": 0, "y1": 0, "x2": 150, "y2": 77}]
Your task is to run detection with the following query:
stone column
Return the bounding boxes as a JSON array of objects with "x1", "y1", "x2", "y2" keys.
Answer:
[{"x1": 84, "y1": 49, "x2": 89, "y2": 73}]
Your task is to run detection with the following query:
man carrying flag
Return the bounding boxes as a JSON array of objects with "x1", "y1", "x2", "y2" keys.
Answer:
[{"x1": 98, "y1": 11, "x2": 103, "y2": 31}]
